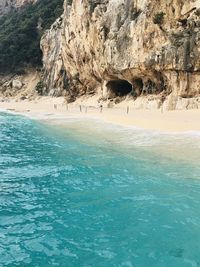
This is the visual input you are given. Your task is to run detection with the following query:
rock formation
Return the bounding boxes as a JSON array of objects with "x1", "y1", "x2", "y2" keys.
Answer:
[
  {"x1": 0, "y1": 70, "x2": 40, "y2": 100},
  {"x1": 41, "y1": 0, "x2": 200, "y2": 109},
  {"x1": 40, "y1": 16, "x2": 67, "y2": 97}
]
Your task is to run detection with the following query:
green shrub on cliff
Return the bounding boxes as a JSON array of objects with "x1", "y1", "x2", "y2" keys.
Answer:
[
  {"x1": 0, "y1": 0, "x2": 63, "y2": 74},
  {"x1": 153, "y1": 11, "x2": 165, "y2": 25}
]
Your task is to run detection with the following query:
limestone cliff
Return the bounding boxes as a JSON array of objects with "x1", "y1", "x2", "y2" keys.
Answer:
[
  {"x1": 0, "y1": 0, "x2": 36, "y2": 16},
  {"x1": 40, "y1": 16, "x2": 67, "y2": 97},
  {"x1": 41, "y1": 0, "x2": 200, "y2": 110}
]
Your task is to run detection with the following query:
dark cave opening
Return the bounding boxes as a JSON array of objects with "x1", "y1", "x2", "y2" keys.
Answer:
[
  {"x1": 106, "y1": 79, "x2": 133, "y2": 98},
  {"x1": 132, "y1": 78, "x2": 144, "y2": 96}
]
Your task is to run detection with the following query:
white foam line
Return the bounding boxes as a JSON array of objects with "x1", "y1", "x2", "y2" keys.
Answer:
[{"x1": 1, "y1": 108, "x2": 200, "y2": 138}]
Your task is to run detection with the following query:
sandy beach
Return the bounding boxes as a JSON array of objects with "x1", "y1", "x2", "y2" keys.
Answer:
[{"x1": 0, "y1": 96, "x2": 200, "y2": 133}]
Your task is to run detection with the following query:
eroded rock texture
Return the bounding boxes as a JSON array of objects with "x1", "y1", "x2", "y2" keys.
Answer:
[
  {"x1": 41, "y1": 0, "x2": 200, "y2": 109},
  {"x1": 40, "y1": 16, "x2": 67, "y2": 97}
]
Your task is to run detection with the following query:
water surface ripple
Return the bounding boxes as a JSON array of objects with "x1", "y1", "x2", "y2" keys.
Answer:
[{"x1": 0, "y1": 112, "x2": 200, "y2": 267}]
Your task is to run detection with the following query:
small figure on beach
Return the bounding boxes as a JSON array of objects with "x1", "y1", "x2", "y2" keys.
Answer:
[
  {"x1": 127, "y1": 106, "x2": 129, "y2": 114},
  {"x1": 161, "y1": 95, "x2": 165, "y2": 113}
]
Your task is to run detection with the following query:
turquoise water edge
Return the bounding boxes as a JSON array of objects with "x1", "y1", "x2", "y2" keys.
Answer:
[{"x1": 0, "y1": 111, "x2": 200, "y2": 267}]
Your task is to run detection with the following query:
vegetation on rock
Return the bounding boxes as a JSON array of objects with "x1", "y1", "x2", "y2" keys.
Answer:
[
  {"x1": 0, "y1": 0, "x2": 63, "y2": 74},
  {"x1": 153, "y1": 11, "x2": 165, "y2": 25}
]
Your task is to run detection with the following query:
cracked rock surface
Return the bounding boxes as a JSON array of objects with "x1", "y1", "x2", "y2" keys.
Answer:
[{"x1": 40, "y1": 0, "x2": 200, "y2": 109}]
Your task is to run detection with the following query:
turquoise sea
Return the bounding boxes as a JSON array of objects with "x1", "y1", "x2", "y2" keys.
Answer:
[{"x1": 0, "y1": 111, "x2": 200, "y2": 267}]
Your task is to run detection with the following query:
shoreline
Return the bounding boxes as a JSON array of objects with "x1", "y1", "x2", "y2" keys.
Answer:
[{"x1": 0, "y1": 96, "x2": 200, "y2": 133}]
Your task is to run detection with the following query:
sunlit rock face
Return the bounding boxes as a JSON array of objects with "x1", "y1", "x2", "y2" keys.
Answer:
[
  {"x1": 0, "y1": 0, "x2": 36, "y2": 16},
  {"x1": 41, "y1": 0, "x2": 200, "y2": 109},
  {"x1": 40, "y1": 16, "x2": 67, "y2": 97}
]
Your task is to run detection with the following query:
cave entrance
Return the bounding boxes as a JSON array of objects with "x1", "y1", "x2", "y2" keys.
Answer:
[
  {"x1": 106, "y1": 79, "x2": 132, "y2": 98},
  {"x1": 132, "y1": 78, "x2": 143, "y2": 96}
]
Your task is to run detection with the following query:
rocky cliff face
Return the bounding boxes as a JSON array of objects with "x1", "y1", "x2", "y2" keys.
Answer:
[
  {"x1": 0, "y1": 0, "x2": 36, "y2": 16},
  {"x1": 40, "y1": 16, "x2": 67, "y2": 97},
  {"x1": 41, "y1": 0, "x2": 200, "y2": 110}
]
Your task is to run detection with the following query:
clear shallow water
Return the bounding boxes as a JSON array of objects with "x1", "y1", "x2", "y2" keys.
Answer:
[{"x1": 0, "y1": 112, "x2": 200, "y2": 267}]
